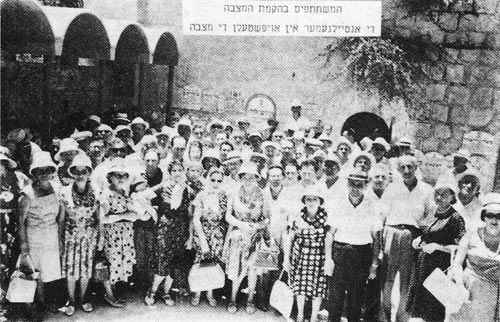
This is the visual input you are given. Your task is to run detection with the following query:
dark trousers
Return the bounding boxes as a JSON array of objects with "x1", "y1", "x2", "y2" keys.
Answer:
[
  {"x1": 363, "y1": 264, "x2": 383, "y2": 322},
  {"x1": 328, "y1": 242, "x2": 372, "y2": 322}
]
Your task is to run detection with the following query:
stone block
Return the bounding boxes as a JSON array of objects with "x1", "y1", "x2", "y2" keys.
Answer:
[
  {"x1": 474, "y1": 0, "x2": 498, "y2": 14},
  {"x1": 469, "y1": 87, "x2": 494, "y2": 109},
  {"x1": 449, "y1": 105, "x2": 469, "y2": 124},
  {"x1": 458, "y1": 14, "x2": 499, "y2": 32},
  {"x1": 428, "y1": 65, "x2": 446, "y2": 81},
  {"x1": 459, "y1": 49, "x2": 480, "y2": 62},
  {"x1": 426, "y1": 83, "x2": 447, "y2": 101},
  {"x1": 415, "y1": 122, "x2": 433, "y2": 138},
  {"x1": 430, "y1": 29, "x2": 446, "y2": 43},
  {"x1": 431, "y1": 103, "x2": 449, "y2": 122},
  {"x1": 396, "y1": 16, "x2": 417, "y2": 29},
  {"x1": 421, "y1": 136, "x2": 441, "y2": 153},
  {"x1": 446, "y1": 65, "x2": 465, "y2": 83},
  {"x1": 409, "y1": 103, "x2": 433, "y2": 121},
  {"x1": 493, "y1": 70, "x2": 500, "y2": 87},
  {"x1": 438, "y1": 13, "x2": 459, "y2": 31},
  {"x1": 467, "y1": 32, "x2": 487, "y2": 47},
  {"x1": 479, "y1": 50, "x2": 500, "y2": 66},
  {"x1": 468, "y1": 107, "x2": 495, "y2": 127},
  {"x1": 440, "y1": 137, "x2": 463, "y2": 155},
  {"x1": 447, "y1": 85, "x2": 470, "y2": 104},
  {"x1": 434, "y1": 123, "x2": 452, "y2": 138},
  {"x1": 445, "y1": 49, "x2": 460, "y2": 62},
  {"x1": 484, "y1": 32, "x2": 500, "y2": 49}
]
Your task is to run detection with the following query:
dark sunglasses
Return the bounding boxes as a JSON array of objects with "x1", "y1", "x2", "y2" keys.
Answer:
[
  {"x1": 111, "y1": 172, "x2": 129, "y2": 179},
  {"x1": 483, "y1": 212, "x2": 500, "y2": 220},
  {"x1": 71, "y1": 168, "x2": 89, "y2": 176},
  {"x1": 111, "y1": 148, "x2": 126, "y2": 153},
  {"x1": 32, "y1": 167, "x2": 54, "y2": 176},
  {"x1": 285, "y1": 171, "x2": 297, "y2": 175},
  {"x1": 211, "y1": 179, "x2": 223, "y2": 183},
  {"x1": 194, "y1": 131, "x2": 204, "y2": 135}
]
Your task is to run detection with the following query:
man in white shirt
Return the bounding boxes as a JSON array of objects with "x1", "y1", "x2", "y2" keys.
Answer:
[
  {"x1": 381, "y1": 155, "x2": 434, "y2": 322},
  {"x1": 325, "y1": 169, "x2": 382, "y2": 322},
  {"x1": 284, "y1": 99, "x2": 312, "y2": 133}
]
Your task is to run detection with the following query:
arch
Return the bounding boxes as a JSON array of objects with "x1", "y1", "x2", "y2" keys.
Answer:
[
  {"x1": 115, "y1": 24, "x2": 150, "y2": 63},
  {"x1": 61, "y1": 12, "x2": 110, "y2": 64},
  {"x1": 153, "y1": 32, "x2": 179, "y2": 66},
  {"x1": 1, "y1": 0, "x2": 55, "y2": 61},
  {"x1": 341, "y1": 112, "x2": 390, "y2": 143}
]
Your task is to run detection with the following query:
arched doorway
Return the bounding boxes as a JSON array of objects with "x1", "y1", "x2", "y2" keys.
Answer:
[{"x1": 341, "y1": 112, "x2": 391, "y2": 143}]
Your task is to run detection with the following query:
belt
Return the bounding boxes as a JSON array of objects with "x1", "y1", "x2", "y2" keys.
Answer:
[
  {"x1": 334, "y1": 241, "x2": 371, "y2": 248},
  {"x1": 387, "y1": 224, "x2": 418, "y2": 231}
]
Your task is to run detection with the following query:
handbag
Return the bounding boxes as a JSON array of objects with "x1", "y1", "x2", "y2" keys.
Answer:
[
  {"x1": 93, "y1": 250, "x2": 110, "y2": 282},
  {"x1": 6, "y1": 254, "x2": 38, "y2": 303},
  {"x1": 270, "y1": 270, "x2": 294, "y2": 318},
  {"x1": 253, "y1": 238, "x2": 279, "y2": 270},
  {"x1": 188, "y1": 260, "x2": 225, "y2": 292},
  {"x1": 423, "y1": 267, "x2": 469, "y2": 314}
]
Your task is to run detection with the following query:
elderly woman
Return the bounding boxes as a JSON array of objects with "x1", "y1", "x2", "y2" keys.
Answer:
[
  {"x1": 60, "y1": 154, "x2": 99, "y2": 315},
  {"x1": 334, "y1": 137, "x2": 352, "y2": 166},
  {"x1": 223, "y1": 162, "x2": 271, "y2": 314},
  {"x1": 145, "y1": 161, "x2": 191, "y2": 306},
  {"x1": 99, "y1": 161, "x2": 138, "y2": 307},
  {"x1": 190, "y1": 167, "x2": 230, "y2": 307},
  {"x1": 407, "y1": 178, "x2": 466, "y2": 322},
  {"x1": 286, "y1": 186, "x2": 329, "y2": 322},
  {"x1": 449, "y1": 192, "x2": 500, "y2": 322},
  {"x1": 18, "y1": 152, "x2": 64, "y2": 310},
  {"x1": 351, "y1": 151, "x2": 375, "y2": 173}
]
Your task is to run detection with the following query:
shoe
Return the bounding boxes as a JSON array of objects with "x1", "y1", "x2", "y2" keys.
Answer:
[
  {"x1": 63, "y1": 301, "x2": 75, "y2": 317},
  {"x1": 246, "y1": 302, "x2": 257, "y2": 314},
  {"x1": 190, "y1": 294, "x2": 200, "y2": 306},
  {"x1": 163, "y1": 294, "x2": 175, "y2": 306},
  {"x1": 206, "y1": 295, "x2": 217, "y2": 307},
  {"x1": 81, "y1": 302, "x2": 94, "y2": 313},
  {"x1": 227, "y1": 301, "x2": 238, "y2": 313},
  {"x1": 144, "y1": 289, "x2": 156, "y2": 306},
  {"x1": 104, "y1": 295, "x2": 126, "y2": 308}
]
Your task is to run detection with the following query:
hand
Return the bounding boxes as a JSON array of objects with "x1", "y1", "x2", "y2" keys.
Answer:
[
  {"x1": 422, "y1": 242, "x2": 440, "y2": 254},
  {"x1": 451, "y1": 266, "x2": 464, "y2": 285},
  {"x1": 97, "y1": 237, "x2": 104, "y2": 251},
  {"x1": 368, "y1": 264, "x2": 378, "y2": 280},
  {"x1": 411, "y1": 236, "x2": 422, "y2": 249},
  {"x1": 20, "y1": 242, "x2": 29, "y2": 254},
  {"x1": 324, "y1": 257, "x2": 334, "y2": 276}
]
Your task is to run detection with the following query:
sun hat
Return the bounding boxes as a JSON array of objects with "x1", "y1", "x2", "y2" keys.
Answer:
[
  {"x1": 318, "y1": 134, "x2": 333, "y2": 144},
  {"x1": 293, "y1": 131, "x2": 305, "y2": 140},
  {"x1": 336, "y1": 136, "x2": 352, "y2": 150},
  {"x1": 453, "y1": 148, "x2": 471, "y2": 162},
  {"x1": 54, "y1": 138, "x2": 79, "y2": 162},
  {"x1": 0, "y1": 152, "x2": 17, "y2": 169},
  {"x1": 223, "y1": 151, "x2": 242, "y2": 164},
  {"x1": 68, "y1": 153, "x2": 92, "y2": 176},
  {"x1": 352, "y1": 151, "x2": 375, "y2": 166},
  {"x1": 372, "y1": 137, "x2": 390, "y2": 152},
  {"x1": 457, "y1": 169, "x2": 481, "y2": 187},
  {"x1": 70, "y1": 129, "x2": 92, "y2": 141},
  {"x1": 325, "y1": 153, "x2": 341, "y2": 167},
  {"x1": 397, "y1": 136, "x2": 413, "y2": 148},
  {"x1": 106, "y1": 160, "x2": 130, "y2": 178},
  {"x1": 113, "y1": 112, "x2": 130, "y2": 125},
  {"x1": 238, "y1": 161, "x2": 260, "y2": 179},
  {"x1": 305, "y1": 138, "x2": 324, "y2": 148},
  {"x1": 481, "y1": 192, "x2": 500, "y2": 220},
  {"x1": 301, "y1": 185, "x2": 325, "y2": 205},
  {"x1": 176, "y1": 117, "x2": 192, "y2": 129},
  {"x1": 261, "y1": 141, "x2": 281, "y2": 151},
  {"x1": 248, "y1": 131, "x2": 262, "y2": 140},
  {"x1": 88, "y1": 115, "x2": 101, "y2": 124},
  {"x1": 96, "y1": 124, "x2": 113, "y2": 133},
  {"x1": 290, "y1": 98, "x2": 302, "y2": 108},
  {"x1": 114, "y1": 125, "x2": 132, "y2": 136},
  {"x1": 281, "y1": 140, "x2": 294, "y2": 149},
  {"x1": 207, "y1": 166, "x2": 225, "y2": 178},
  {"x1": 360, "y1": 137, "x2": 373, "y2": 151},
  {"x1": 30, "y1": 151, "x2": 56, "y2": 175},
  {"x1": 130, "y1": 117, "x2": 149, "y2": 129},
  {"x1": 156, "y1": 126, "x2": 175, "y2": 138},
  {"x1": 202, "y1": 149, "x2": 221, "y2": 166}
]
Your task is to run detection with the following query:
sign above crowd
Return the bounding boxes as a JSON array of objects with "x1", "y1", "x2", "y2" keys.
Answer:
[{"x1": 183, "y1": 0, "x2": 381, "y2": 37}]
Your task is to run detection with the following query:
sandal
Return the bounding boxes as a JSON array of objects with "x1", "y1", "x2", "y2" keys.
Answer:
[
  {"x1": 144, "y1": 289, "x2": 156, "y2": 306},
  {"x1": 104, "y1": 294, "x2": 126, "y2": 308},
  {"x1": 63, "y1": 301, "x2": 75, "y2": 317},
  {"x1": 206, "y1": 295, "x2": 217, "y2": 307},
  {"x1": 190, "y1": 293, "x2": 201, "y2": 306},
  {"x1": 81, "y1": 302, "x2": 94, "y2": 313},
  {"x1": 227, "y1": 301, "x2": 238, "y2": 313},
  {"x1": 163, "y1": 294, "x2": 175, "y2": 306},
  {"x1": 246, "y1": 301, "x2": 257, "y2": 314}
]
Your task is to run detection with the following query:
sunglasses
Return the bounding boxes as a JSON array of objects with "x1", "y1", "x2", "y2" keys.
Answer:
[
  {"x1": 32, "y1": 167, "x2": 54, "y2": 176},
  {"x1": 111, "y1": 148, "x2": 125, "y2": 153},
  {"x1": 71, "y1": 168, "x2": 89, "y2": 176},
  {"x1": 285, "y1": 171, "x2": 297, "y2": 175},
  {"x1": 483, "y1": 212, "x2": 500, "y2": 220},
  {"x1": 211, "y1": 179, "x2": 223, "y2": 183},
  {"x1": 304, "y1": 197, "x2": 319, "y2": 202},
  {"x1": 194, "y1": 131, "x2": 204, "y2": 136},
  {"x1": 111, "y1": 173, "x2": 129, "y2": 179}
]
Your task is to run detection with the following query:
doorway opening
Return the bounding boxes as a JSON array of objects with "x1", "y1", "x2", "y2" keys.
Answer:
[{"x1": 341, "y1": 112, "x2": 390, "y2": 143}]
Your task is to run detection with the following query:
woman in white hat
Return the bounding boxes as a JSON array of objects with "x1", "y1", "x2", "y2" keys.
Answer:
[
  {"x1": 59, "y1": 153, "x2": 99, "y2": 315},
  {"x1": 223, "y1": 161, "x2": 271, "y2": 314},
  {"x1": 54, "y1": 138, "x2": 81, "y2": 186},
  {"x1": 98, "y1": 160, "x2": 138, "y2": 308},
  {"x1": 18, "y1": 151, "x2": 63, "y2": 310},
  {"x1": 286, "y1": 185, "x2": 329, "y2": 322},
  {"x1": 190, "y1": 166, "x2": 230, "y2": 307},
  {"x1": 449, "y1": 192, "x2": 500, "y2": 322},
  {"x1": 408, "y1": 178, "x2": 466, "y2": 322}
]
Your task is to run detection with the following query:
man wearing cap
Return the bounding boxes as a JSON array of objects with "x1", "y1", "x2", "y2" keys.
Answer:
[
  {"x1": 111, "y1": 112, "x2": 131, "y2": 127},
  {"x1": 130, "y1": 117, "x2": 149, "y2": 145},
  {"x1": 285, "y1": 99, "x2": 312, "y2": 133},
  {"x1": 70, "y1": 129, "x2": 93, "y2": 153},
  {"x1": 325, "y1": 169, "x2": 382, "y2": 322},
  {"x1": 380, "y1": 155, "x2": 435, "y2": 322}
]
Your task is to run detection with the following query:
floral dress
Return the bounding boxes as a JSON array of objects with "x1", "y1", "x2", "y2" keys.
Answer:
[
  {"x1": 223, "y1": 184, "x2": 269, "y2": 282},
  {"x1": 192, "y1": 189, "x2": 229, "y2": 263},
  {"x1": 100, "y1": 189, "x2": 136, "y2": 285},
  {"x1": 60, "y1": 182, "x2": 98, "y2": 280},
  {"x1": 154, "y1": 181, "x2": 191, "y2": 290},
  {"x1": 289, "y1": 207, "x2": 328, "y2": 298}
]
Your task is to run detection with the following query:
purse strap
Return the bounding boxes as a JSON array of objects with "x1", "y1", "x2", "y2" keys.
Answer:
[{"x1": 16, "y1": 253, "x2": 36, "y2": 273}]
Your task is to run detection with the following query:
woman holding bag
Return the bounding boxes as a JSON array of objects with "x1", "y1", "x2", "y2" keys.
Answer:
[
  {"x1": 17, "y1": 151, "x2": 64, "y2": 312},
  {"x1": 190, "y1": 166, "x2": 230, "y2": 306},
  {"x1": 449, "y1": 192, "x2": 500, "y2": 322},
  {"x1": 59, "y1": 153, "x2": 99, "y2": 315}
]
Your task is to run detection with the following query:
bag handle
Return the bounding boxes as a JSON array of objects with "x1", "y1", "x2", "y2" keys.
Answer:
[{"x1": 16, "y1": 253, "x2": 36, "y2": 273}]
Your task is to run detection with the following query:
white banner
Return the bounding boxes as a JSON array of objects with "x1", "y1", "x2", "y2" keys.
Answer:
[{"x1": 183, "y1": 0, "x2": 381, "y2": 37}]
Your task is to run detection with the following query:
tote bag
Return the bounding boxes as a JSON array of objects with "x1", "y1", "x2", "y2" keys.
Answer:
[
  {"x1": 270, "y1": 271, "x2": 294, "y2": 318},
  {"x1": 188, "y1": 261, "x2": 225, "y2": 292},
  {"x1": 423, "y1": 267, "x2": 469, "y2": 314},
  {"x1": 6, "y1": 254, "x2": 38, "y2": 303}
]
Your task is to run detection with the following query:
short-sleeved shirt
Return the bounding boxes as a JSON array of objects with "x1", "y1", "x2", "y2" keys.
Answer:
[{"x1": 327, "y1": 194, "x2": 382, "y2": 245}]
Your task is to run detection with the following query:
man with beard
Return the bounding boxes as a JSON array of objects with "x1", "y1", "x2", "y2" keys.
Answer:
[{"x1": 455, "y1": 170, "x2": 483, "y2": 231}]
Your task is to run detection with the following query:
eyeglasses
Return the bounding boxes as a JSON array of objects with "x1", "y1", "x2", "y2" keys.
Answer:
[
  {"x1": 194, "y1": 131, "x2": 204, "y2": 136},
  {"x1": 32, "y1": 167, "x2": 54, "y2": 176},
  {"x1": 304, "y1": 197, "x2": 319, "y2": 202},
  {"x1": 211, "y1": 179, "x2": 223, "y2": 183},
  {"x1": 483, "y1": 212, "x2": 500, "y2": 220},
  {"x1": 285, "y1": 171, "x2": 297, "y2": 175},
  {"x1": 71, "y1": 168, "x2": 89, "y2": 176},
  {"x1": 111, "y1": 148, "x2": 125, "y2": 153},
  {"x1": 111, "y1": 173, "x2": 129, "y2": 179}
]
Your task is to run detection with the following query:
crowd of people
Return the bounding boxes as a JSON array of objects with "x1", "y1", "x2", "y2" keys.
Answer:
[{"x1": 0, "y1": 100, "x2": 499, "y2": 322}]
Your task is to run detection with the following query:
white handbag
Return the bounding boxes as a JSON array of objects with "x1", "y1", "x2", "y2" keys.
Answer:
[
  {"x1": 188, "y1": 261, "x2": 225, "y2": 292},
  {"x1": 6, "y1": 254, "x2": 38, "y2": 303},
  {"x1": 423, "y1": 267, "x2": 469, "y2": 314},
  {"x1": 270, "y1": 270, "x2": 294, "y2": 318}
]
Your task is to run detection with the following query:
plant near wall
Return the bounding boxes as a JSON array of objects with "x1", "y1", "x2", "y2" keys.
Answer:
[{"x1": 400, "y1": 0, "x2": 477, "y2": 17}]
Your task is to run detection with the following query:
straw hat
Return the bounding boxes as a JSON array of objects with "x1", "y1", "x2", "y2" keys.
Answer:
[
  {"x1": 360, "y1": 137, "x2": 373, "y2": 151},
  {"x1": 70, "y1": 129, "x2": 92, "y2": 141},
  {"x1": 106, "y1": 160, "x2": 130, "y2": 178},
  {"x1": 301, "y1": 185, "x2": 325, "y2": 205},
  {"x1": 114, "y1": 125, "x2": 132, "y2": 136},
  {"x1": 336, "y1": 136, "x2": 352, "y2": 150},
  {"x1": 68, "y1": 153, "x2": 92, "y2": 176},
  {"x1": 172, "y1": 136, "x2": 187, "y2": 149},
  {"x1": 54, "y1": 138, "x2": 79, "y2": 162},
  {"x1": 238, "y1": 161, "x2": 260, "y2": 179},
  {"x1": 202, "y1": 149, "x2": 221, "y2": 167},
  {"x1": 372, "y1": 137, "x2": 390, "y2": 152},
  {"x1": 0, "y1": 152, "x2": 17, "y2": 169},
  {"x1": 397, "y1": 136, "x2": 413, "y2": 148},
  {"x1": 325, "y1": 153, "x2": 341, "y2": 167},
  {"x1": 130, "y1": 117, "x2": 149, "y2": 129},
  {"x1": 156, "y1": 126, "x2": 175, "y2": 138},
  {"x1": 481, "y1": 193, "x2": 500, "y2": 220},
  {"x1": 347, "y1": 168, "x2": 370, "y2": 182},
  {"x1": 261, "y1": 141, "x2": 281, "y2": 151},
  {"x1": 109, "y1": 137, "x2": 127, "y2": 150},
  {"x1": 305, "y1": 138, "x2": 324, "y2": 148},
  {"x1": 88, "y1": 115, "x2": 101, "y2": 124},
  {"x1": 30, "y1": 151, "x2": 56, "y2": 175},
  {"x1": 113, "y1": 112, "x2": 130, "y2": 125}
]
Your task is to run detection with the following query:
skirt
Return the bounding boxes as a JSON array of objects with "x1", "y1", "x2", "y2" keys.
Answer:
[
  {"x1": 62, "y1": 226, "x2": 98, "y2": 280},
  {"x1": 103, "y1": 222, "x2": 136, "y2": 285},
  {"x1": 290, "y1": 239, "x2": 326, "y2": 298}
]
